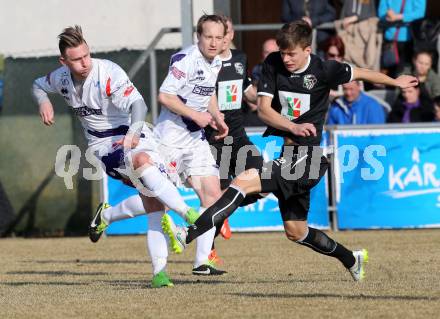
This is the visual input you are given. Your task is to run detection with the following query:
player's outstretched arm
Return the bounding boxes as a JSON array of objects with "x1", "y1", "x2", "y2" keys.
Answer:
[
  {"x1": 158, "y1": 92, "x2": 212, "y2": 128},
  {"x1": 32, "y1": 81, "x2": 55, "y2": 126},
  {"x1": 352, "y1": 67, "x2": 419, "y2": 88}
]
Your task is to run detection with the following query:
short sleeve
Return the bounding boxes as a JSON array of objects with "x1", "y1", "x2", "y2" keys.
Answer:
[
  {"x1": 257, "y1": 54, "x2": 277, "y2": 98},
  {"x1": 106, "y1": 63, "x2": 142, "y2": 112},
  {"x1": 33, "y1": 71, "x2": 58, "y2": 93},
  {"x1": 323, "y1": 60, "x2": 353, "y2": 87},
  {"x1": 159, "y1": 53, "x2": 189, "y2": 95}
]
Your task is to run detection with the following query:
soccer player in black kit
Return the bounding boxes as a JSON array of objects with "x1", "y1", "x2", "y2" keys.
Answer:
[
  {"x1": 162, "y1": 20, "x2": 418, "y2": 281},
  {"x1": 204, "y1": 17, "x2": 264, "y2": 264}
]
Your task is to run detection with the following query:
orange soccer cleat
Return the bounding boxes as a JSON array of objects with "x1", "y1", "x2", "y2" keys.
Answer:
[
  {"x1": 208, "y1": 248, "x2": 224, "y2": 266},
  {"x1": 220, "y1": 218, "x2": 232, "y2": 240}
]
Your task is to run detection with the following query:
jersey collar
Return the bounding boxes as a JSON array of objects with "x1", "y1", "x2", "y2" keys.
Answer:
[
  {"x1": 219, "y1": 49, "x2": 232, "y2": 62},
  {"x1": 292, "y1": 55, "x2": 311, "y2": 74}
]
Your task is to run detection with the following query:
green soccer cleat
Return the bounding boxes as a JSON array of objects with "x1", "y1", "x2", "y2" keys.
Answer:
[
  {"x1": 161, "y1": 213, "x2": 187, "y2": 254},
  {"x1": 151, "y1": 271, "x2": 174, "y2": 288},
  {"x1": 89, "y1": 202, "x2": 110, "y2": 243},
  {"x1": 185, "y1": 207, "x2": 199, "y2": 225},
  {"x1": 349, "y1": 249, "x2": 369, "y2": 282}
]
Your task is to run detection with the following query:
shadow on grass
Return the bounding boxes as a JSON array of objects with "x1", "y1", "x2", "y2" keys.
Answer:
[
  {"x1": 24, "y1": 259, "x2": 192, "y2": 265},
  {"x1": 229, "y1": 292, "x2": 440, "y2": 301},
  {"x1": 1, "y1": 278, "x2": 230, "y2": 289},
  {"x1": 1, "y1": 281, "x2": 90, "y2": 286},
  {"x1": 7, "y1": 270, "x2": 108, "y2": 276}
]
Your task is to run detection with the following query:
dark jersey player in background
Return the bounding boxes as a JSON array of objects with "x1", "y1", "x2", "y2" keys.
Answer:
[
  {"x1": 162, "y1": 20, "x2": 418, "y2": 282},
  {"x1": 204, "y1": 17, "x2": 264, "y2": 265}
]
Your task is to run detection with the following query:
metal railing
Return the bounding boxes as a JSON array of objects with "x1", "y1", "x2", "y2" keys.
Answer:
[{"x1": 128, "y1": 22, "x2": 335, "y2": 123}]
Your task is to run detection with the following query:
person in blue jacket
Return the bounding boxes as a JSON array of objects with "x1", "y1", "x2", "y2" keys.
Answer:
[
  {"x1": 378, "y1": 0, "x2": 426, "y2": 75},
  {"x1": 327, "y1": 80, "x2": 386, "y2": 125}
]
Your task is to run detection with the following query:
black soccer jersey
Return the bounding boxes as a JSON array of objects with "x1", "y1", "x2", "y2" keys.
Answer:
[
  {"x1": 205, "y1": 49, "x2": 252, "y2": 141},
  {"x1": 258, "y1": 52, "x2": 353, "y2": 145}
]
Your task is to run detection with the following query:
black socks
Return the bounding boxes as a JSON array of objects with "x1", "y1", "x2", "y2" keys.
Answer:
[
  {"x1": 297, "y1": 227, "x2": 355, "y2": 269},
  {"x1": 186, "y1": 186, "x2": 245, "y2": 243}
]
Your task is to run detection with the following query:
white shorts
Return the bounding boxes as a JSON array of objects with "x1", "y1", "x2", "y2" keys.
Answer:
[
  {"x1": 94, "y1": 128, "x2": 168, "y2": 182},
  {"x1": 159, "y1": 139, "x2": 219, "y2": 187}
]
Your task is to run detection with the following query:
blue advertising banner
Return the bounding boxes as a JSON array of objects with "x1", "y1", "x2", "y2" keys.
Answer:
[
  {"x1": 333, "y1": 127, "x2": 440, "y2": 229},
  {"x1": 105, "y1": 130, "x2": 330, "y2": 235}
]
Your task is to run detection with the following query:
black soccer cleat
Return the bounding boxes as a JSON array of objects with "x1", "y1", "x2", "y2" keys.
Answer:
[{"x1": 192, "y1": 264, "x2": 227, "y2": 276}]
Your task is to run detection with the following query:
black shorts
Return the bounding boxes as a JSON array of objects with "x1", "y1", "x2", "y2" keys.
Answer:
[
  {"x1": 259, "y1": 145, "x2": 328, "y2": 221},
  {"x1": 210, "y1": 135, "x2": 264, "y2": 189}
]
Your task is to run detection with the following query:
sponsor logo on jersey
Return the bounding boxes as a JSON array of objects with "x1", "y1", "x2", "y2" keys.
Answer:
[
  {"x1": 226, "y1": 84, "x2": 238, "y2": 102},
  {"x1": 72, "y1": 106, "x2": 103, "y2": 117},
  {"x1": 279, "y1": 91, "x2": 310, "y2": 120},
  {"x1": 218, "y1": 79, "x2": 243, "y2": 110},
  {"x1": 193, "y1": 69, "x2": 205, "y2": 81},
  {"x1": 287, "y1": 97, "x2": 302, "y2": 118},
  {"x1": 303, "y1": 74, "x2": 317, "y2": 90},
  {"x1": 61, "y1": 78, "x2": 69, "y2": 86},
  {"x1": 192, "y1": 85, "x2": 215, "y2": 96},
  {"x1": 234, "y1": 62, "x2": 244, "y2": 75},
  {"x1": 123, "y1": 86, "x2": 134, "y2": 97},
  {"x1": 170, "y1": 66, "x2": 186, "y2": 80}
]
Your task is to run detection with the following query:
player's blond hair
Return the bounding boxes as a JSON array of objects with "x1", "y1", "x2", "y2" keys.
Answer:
[{"x1": 58, "y1": 25, "x2": 87, "y2": 55}]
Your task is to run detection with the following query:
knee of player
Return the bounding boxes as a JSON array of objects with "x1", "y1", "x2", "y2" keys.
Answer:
[
  {"x1": 132, "y1": 152, "x2": 152, "y2": 169},
  {"x1": 284, "y1": 225, "x2": 307, "y2": 242},
  {"x1": 231, "y1": 168, "x2": 261, "y2": 193}
]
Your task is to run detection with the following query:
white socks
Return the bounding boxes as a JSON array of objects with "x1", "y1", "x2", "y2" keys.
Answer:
[
  {"x1": 147, "y1": 211, "x2": 168, "y2": 275},
  {"x1": 103, "y1": 195, "x2": 145, "y2": 223},
  {"x1": 194, "y1": 207, "x2": 216, "y2": 268},
  {"x1": 139, "y1": 165, "x2": 189, "y2": 218}
]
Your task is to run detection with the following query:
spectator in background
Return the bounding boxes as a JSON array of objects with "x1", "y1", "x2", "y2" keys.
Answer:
[
  {"x1": 378, "y1": 0, "x2": 426, "y2": 76},
  {"x1": 340, "y1": 0, "x2": 377, "y2": 27},
  {"x1": 251, "y1": 38, "x2": 278, "y2": 85},
  {"x1": 388, "y1": 84, "x2": 434, "y2": 123},
  {"x1": 335, "y1": 0, "x2": 381, "y2": 71},
  {"x1": 245, "y1": 38, "x2": 278, "y2": 127},
  {"x1": 281, "y1": 0, "x2": 336, "y2": 49},
  {"x1": 322, "y1": 35, "x2": 345, "y2": 100},
  {"x1": 327, "y1": 80, "x2": 386, "y2": 125},
  {"x1": 323, "y1": 35, "x2": 344, "y2": 63},
  {"x1": 401, "y1": 50, "x2": 440, "y2": 100},
  {"x1": 434, "y1": 97, "x2": 440, "y2": 122}
]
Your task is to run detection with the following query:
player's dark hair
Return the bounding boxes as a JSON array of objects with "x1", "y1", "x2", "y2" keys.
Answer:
[
  {"x1": 58, "y1": 25, "x2": 87, "y2": 55},
  {"x1": 276, "y1": 20, "x2": 312, "y2": 50},
  {"x1": 196, "y1": 14, "x2": 227, "y2": 36}
]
